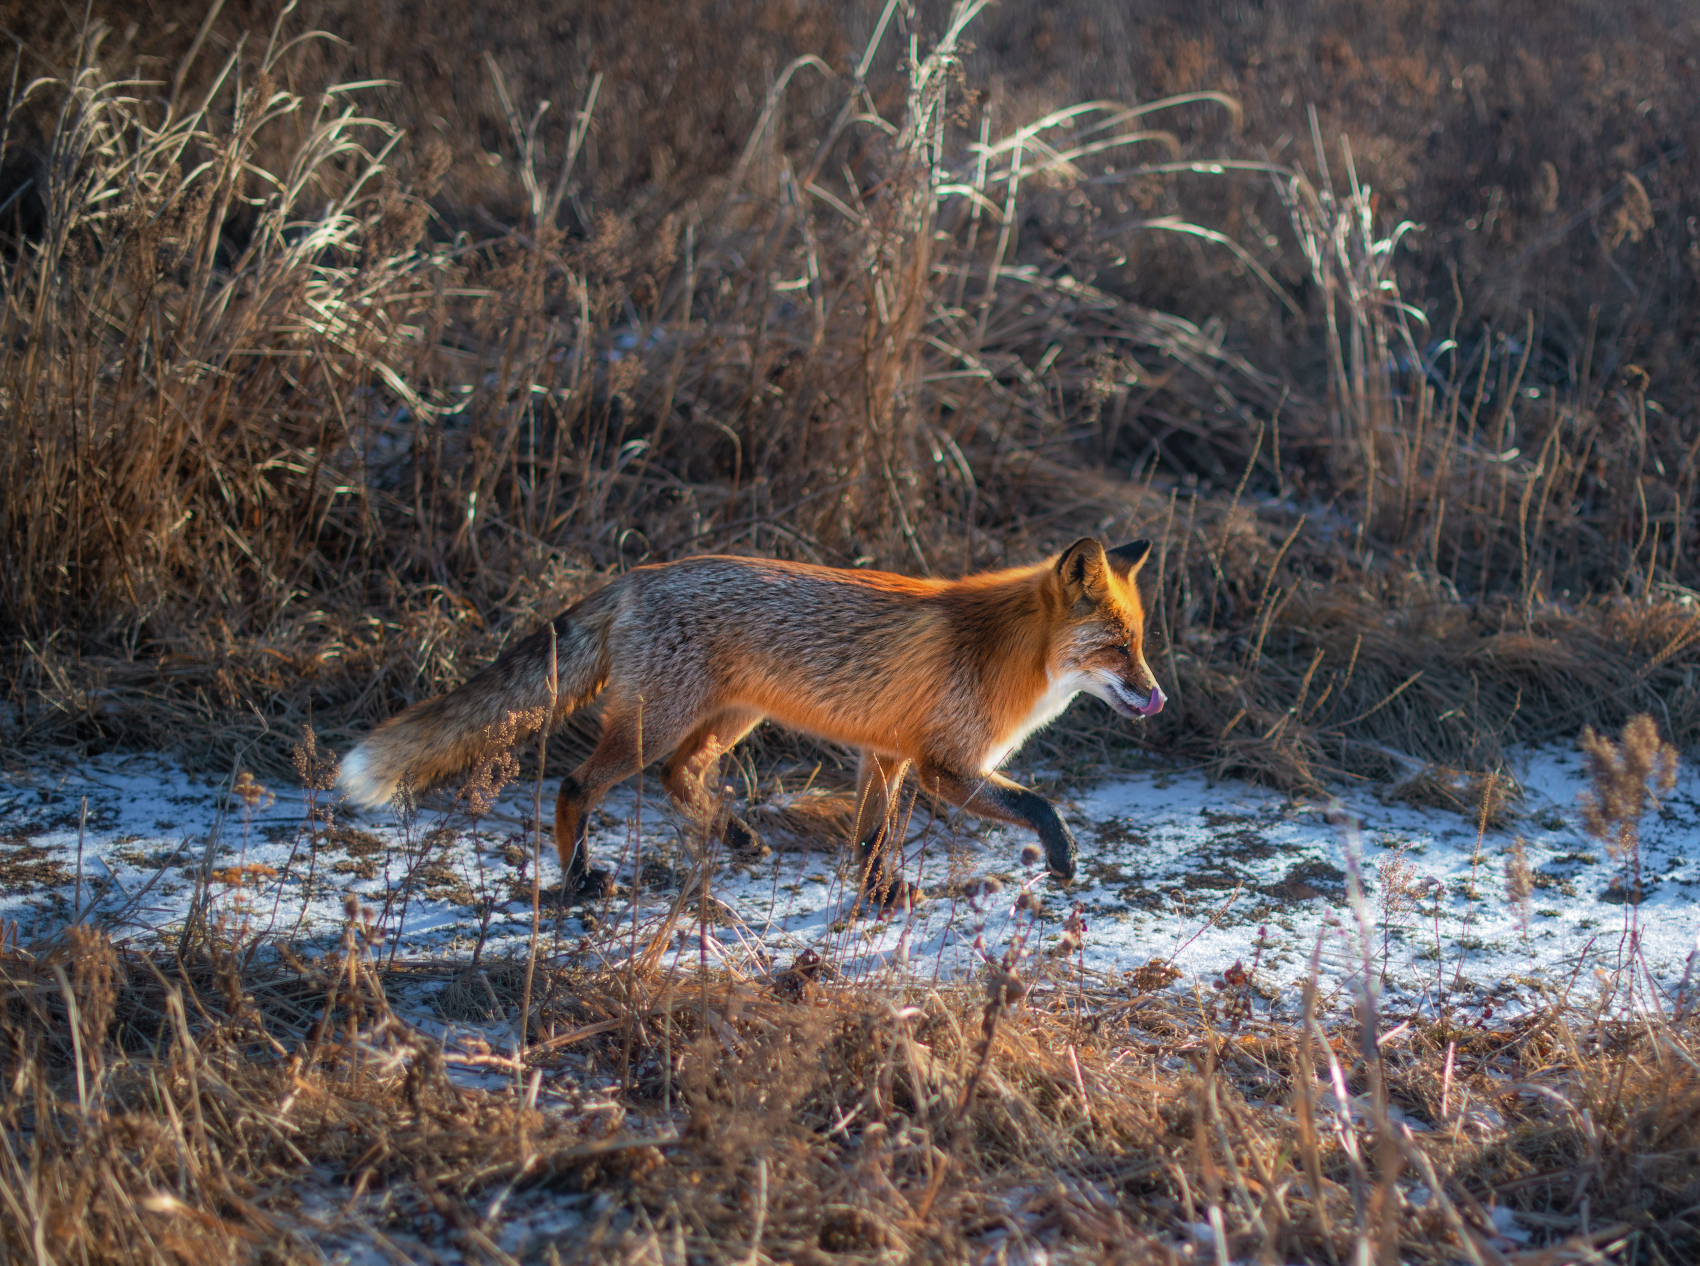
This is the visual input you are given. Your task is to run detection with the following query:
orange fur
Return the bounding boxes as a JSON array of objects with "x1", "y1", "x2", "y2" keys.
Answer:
[{"x1": 337, "y1": 538, "x2": 1163, "y2": 893}]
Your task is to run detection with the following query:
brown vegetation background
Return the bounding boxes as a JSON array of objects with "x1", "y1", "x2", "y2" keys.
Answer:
[
  {"x1": 3, "y1": 0, "x2": 1699, "y2": 798},
  {"x1": 5, "y1": 8, "x2": 1700, "y2": 1261}
]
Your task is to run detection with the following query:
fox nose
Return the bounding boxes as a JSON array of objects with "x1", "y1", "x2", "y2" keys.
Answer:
[{"x1": 1137, "y1": 682, "x2": 1165, "y2": 717}]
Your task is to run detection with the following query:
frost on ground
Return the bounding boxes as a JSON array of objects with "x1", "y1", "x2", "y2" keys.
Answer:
[
  {"x1": 4, "y1": 743, "x2": 1697, "y2": 1262},
  {"x1": 4, "y1": 743, "x2": 1696, "y2": 1015}
]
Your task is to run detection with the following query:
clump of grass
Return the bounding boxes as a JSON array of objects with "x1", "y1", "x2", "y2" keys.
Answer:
[
  {"x1": 1580, "y1": 714, "x2": 1680, "y2": 984},
  {"x1": 1504, "y1": 833, "x2": 1535, "y2": 962},
  {"x1": 8, "y1": 876, "x2": 1700, "y2": 1264}
]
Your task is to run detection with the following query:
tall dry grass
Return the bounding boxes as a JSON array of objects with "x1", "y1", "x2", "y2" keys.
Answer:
[
  {"x1": 2, "y1": 715, "x2": 1698, "y2": 1263},
  {"x1": 0, "y1": 0, "x2": 1697, "y2": 800},
  {"x1": 5, "y1": 7, "x2": 1700, "y2": 1262}
]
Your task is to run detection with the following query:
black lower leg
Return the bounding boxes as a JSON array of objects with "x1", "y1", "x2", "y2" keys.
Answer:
[
  {"x1": 996, "y1": 787, "x2": 1077, "y2": 882},
  {"x1": 923, "y1": 765, "x2": 1077, "y2": 884},
  {"x1": 854, "y1": 823, "x2": 914, "y2": 911},
  {"x1": 557, "y1": 776, "x2": 613, "y2": 898}
]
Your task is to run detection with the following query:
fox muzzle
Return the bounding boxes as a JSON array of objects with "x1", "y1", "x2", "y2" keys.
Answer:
[{"x1": 1101, "y1": 674, "x2": 1165, "y2": 719}]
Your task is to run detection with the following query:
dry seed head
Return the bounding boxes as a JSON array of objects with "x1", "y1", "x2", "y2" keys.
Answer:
[
  {"x1": 460, "y1": 711, "x2": 532, "y2": 815},
  {"x1": 358, "y1": 906, "x2": 386, "y2": 943},
  {"x1": 293, "y1": 724, "x2": 338, "y2": 791},
  {"x1": 582, "y1": 210, "x2": 633, "y2": 278},
  {"x1": 1579, "y1": 715, "x2": 1679, "y2": 856},
  {"x1": 232, "y1": 770, "x2": 273, "y2": 810},
  {"x1": 1130, "y1": 958, "x2": 1182, "y2": 993},
  {"x1": 462, "y1": 752, "x2": 519, "y2": 817},
  {"x1": 1376, "y1": 845, "x2": 1419, "y2": 920},
  {"x1": 1504, "y1": 835, "x2": 1533, "y2": 908},
  {"x1": 1534, "y1": 160, "x2": 1560, "y2": 214},
  {"x1": 1018, "y1": 842, "x2": 1042, "y2": 868},
  {"x1": 368, "y1": 137, "x2": 433, "y2": 251},
  {"x1": 608, "y1": 353, "x2": 645, "y2": 405},
  {"x1": 1602, "y1": 172, "x2": 1655, "y2": 251},
  {"x1": 1083, "y1": 349, "x2": 1126, "y2": 412},
  {"x1": 1618, "y1": 172, "x2": 1645, "y2": 237},
  {"x1": 1474, "y1": 769, "x2": 1514, "y2": 833},
  {"x1": 211, "y1": 863, "x2": 278, "y2": 888},
  {"x1": 986, "y1": 968, "x2": 1025, "y2": 1007},
  {"x1": 417, "y1": 135, "x2": 453, "y2": 197},
  {"x1": 650, "y1": 212, "x2": 681, "y2": 279},
  {"x1": 1214, "y1": 958, "x2": 1253, "y2": 992}
]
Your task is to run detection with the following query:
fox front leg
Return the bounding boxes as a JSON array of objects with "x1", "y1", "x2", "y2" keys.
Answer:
[{"x1": 917, "y1": 765, "x2": 1079, "y2": 882}]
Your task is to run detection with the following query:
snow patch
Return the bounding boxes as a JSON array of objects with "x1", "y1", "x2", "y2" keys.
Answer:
[{"x1": 3, "y1": 745, "x2": 1697, "y2": 1018}]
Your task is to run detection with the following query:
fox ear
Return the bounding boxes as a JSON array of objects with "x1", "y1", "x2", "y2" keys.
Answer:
[
  {"x1": 1107, "y1": 539, "x2": 1152, "y2": 576},
  {"x1": 1056, "y1": 538, "x2": 1108, "y2": 600}
]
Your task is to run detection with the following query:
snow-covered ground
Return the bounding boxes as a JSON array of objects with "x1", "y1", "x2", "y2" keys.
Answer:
[{"x1": 5, "y1": 743, "x2": 1697, "y2": 1012}]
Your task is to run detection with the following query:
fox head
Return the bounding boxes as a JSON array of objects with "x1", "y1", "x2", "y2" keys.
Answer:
[{"x1": 1050, "y1": 537, "x2": 1166, "y2": 719}]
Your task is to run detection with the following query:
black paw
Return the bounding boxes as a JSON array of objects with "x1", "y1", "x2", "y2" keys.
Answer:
[
  {"x1": 854, "y1": 871, "x2": 924, "y2": 917},
  {"x1": 568, "y1": 867, "x2": 617, "y2": 900},
  {"x1": 1044, "y1": 823, "x2": 1078, "y2": 883},
  {"x1": 722, "y1": 814, "x2": 770, "y2": 859},
  {"x1": 1008, "y1": 788, "x2": 1076, "y2": 882}
]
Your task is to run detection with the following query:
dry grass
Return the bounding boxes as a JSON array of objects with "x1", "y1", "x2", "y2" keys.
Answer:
[
  {"x1": 0, "y1": 0, "x2": 1696, "y2": 797},
  {"x1": 5, "y1": 801, "x2": 1700, "y2": 1263},
  {"x1": 2, "y1": 4, "x2": 1700, "y2": 1255},
  {"x1": 1, "y1": 716, "x2": 1696, "y2": 1263}
]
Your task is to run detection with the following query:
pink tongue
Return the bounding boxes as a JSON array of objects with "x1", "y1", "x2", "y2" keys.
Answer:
[{"x1": 1137, "y1": 683, "x2": 1166, "y2": 717}]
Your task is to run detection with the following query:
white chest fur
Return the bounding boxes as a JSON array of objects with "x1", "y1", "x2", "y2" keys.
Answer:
[{"x1": 979, "y1": 670, "x2": 1091, "y2": 773}]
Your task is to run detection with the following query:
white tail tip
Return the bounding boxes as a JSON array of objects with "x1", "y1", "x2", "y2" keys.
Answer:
[{"x1": 336, "y1": 745, "x2": 396, "y2": 810}]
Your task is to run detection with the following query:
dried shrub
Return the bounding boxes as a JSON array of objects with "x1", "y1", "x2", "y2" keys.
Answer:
[
  {"x1": 1, "y1": 1, "x2": 1697, "y2": 804},
  {"x1": 2, "y1": 914, "x2": 1699, "y2": 1263}
]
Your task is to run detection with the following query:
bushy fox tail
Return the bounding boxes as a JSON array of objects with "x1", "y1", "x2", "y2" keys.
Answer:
[{"x1": 337, "y1": 606, "x2": 612, "y2": 810}]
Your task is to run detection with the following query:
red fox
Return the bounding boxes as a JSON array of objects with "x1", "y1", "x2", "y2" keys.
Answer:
[{"x1": 337, "y1": 538, "x2": 1165, "y2": 902}]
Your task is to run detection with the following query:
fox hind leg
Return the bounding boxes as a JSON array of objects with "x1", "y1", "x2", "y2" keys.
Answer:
[
  {"x1": 852, "y1": 751, "x2": 915, "y2": 911},
  {"x1": 555, "y1": 697, "x2": 704, "y2": 895},
  {"x1": 659, "y1": 708, "x2": 763, "y2": 852}
]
